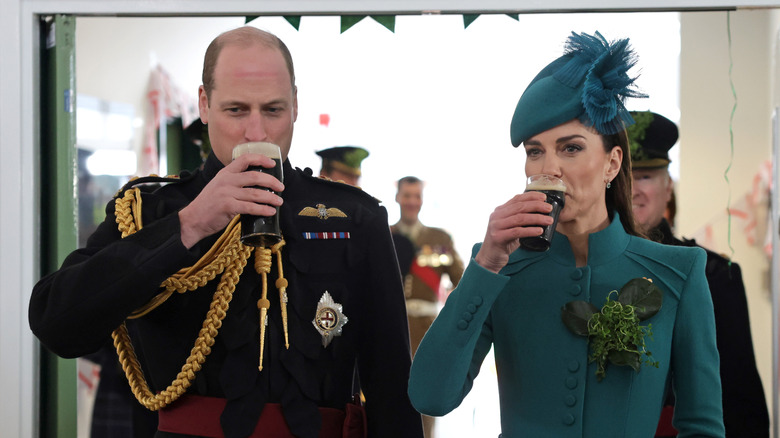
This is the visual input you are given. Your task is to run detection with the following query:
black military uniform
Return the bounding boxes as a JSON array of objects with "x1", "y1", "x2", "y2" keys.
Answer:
[
  {"x1": 30, "y1": 153, "x2": 423, "y2": 438},
  {"x1": 651, "y1": 219, "x2": 769, "y2": 437},
  {"x1": 628, "y1": 111, "x2": 769, "y2": 438}
]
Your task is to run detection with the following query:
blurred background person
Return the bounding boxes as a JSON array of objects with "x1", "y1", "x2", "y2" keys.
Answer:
[
  {"x1": 629, "y1": 110, "x2": 768, "y2": 438},
  {"x1": 391, "y1": 175, "x2": 464, "y2": 438},
  {"x1": 316, "y1": 145, "x2": 369, "y2": 187},
  {"x1": 314, "y1": 145, "x2": 414, "y2": 278}
]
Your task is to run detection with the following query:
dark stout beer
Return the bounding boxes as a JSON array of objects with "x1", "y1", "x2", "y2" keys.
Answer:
[
  {"x1": 519, "y1": 175, "x2": 566, "y2": 252},
  {"x1": 232, "y1": 142, "x2": 283, "y2": 247}
]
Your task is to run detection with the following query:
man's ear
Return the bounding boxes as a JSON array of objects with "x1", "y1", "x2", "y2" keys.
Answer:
[{"x1": 198, "y1": 85, "x2": 209, "y2": 125}]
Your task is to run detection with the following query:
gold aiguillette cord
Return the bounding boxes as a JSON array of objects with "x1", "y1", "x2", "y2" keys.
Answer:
[{"x1": 254, "y1": 241, "x2": 288, "y2": 371}]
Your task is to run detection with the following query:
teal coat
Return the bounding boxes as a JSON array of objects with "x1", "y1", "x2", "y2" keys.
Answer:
[{"x1": 408, "y1": 216, "x2": 724, "y2": 437}]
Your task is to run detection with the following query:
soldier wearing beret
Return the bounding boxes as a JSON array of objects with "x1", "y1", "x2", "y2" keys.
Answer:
[
  {"x1": 629, "y1": 111, "x2": 769, "y2": 438},
  {"x1": 29, "y1": 26, "x2": 422, "y2": 438},
  {"x1": 316, "y1": 146, "x2": 369, "y2": 187}
]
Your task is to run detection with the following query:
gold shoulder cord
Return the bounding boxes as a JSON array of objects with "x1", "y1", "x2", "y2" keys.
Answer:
[{"x1": 111, "y1": 188, "x2": 289, "y2": 411}]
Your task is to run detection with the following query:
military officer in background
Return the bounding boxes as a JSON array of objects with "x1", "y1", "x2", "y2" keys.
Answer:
[
  {"x1": 316, "y1": 146, "x2": 369, "y2": 187},
  {"x1": 314, "y1": 145, "x2": 414, "y2": 278},
  {"x1": 30, "y1": 26, "x2": 422, "y2": 438},
  {"x1": 391, "y1": 176, "x2": 464, "y2": 438},
  {"x1": 628, "y1": 111, "x2": 769, "y2": 438}
]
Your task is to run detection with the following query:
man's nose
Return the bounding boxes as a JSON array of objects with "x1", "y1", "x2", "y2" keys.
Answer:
[{"x1": 244, "y1": 112, "x2": 268, "y2": 142}]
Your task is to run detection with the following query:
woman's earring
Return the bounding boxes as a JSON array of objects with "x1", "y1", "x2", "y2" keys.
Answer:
[{"x1": 606, "y1": 181, "x2": 612, "y2": 189}]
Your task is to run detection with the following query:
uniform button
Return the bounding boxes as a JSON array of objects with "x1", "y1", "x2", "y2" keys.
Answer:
[
  {"x1": 461, "y1": 312, "x2": 473, "y2": 321},
  {"x1": 570, "y1": 269, "x2": 583, "y2": 280},
  {"x1": 570, "y1": 285, "x2": 581, "y2": 296},
  {"x1": 457, "y1": 320, "x2": 469, "y2": 330},
  {"x1": 565, "y1": 376, "x2": 577, "y2": 389},
  {"x1": 562, "y1": 413, "x2": 575, "y2": 425},
  {"x1": 564, "y1": 394, "x2": 576, "y2": 407},
  {"x1": 568, "y1": 361, "x2": 580, "y2": 372},
  {"x1": 471, "y1": 296, "x2": 483, "y2": 306},
  {"x1": 466, "y1": 304, "x2": 477, "y2": 313}
]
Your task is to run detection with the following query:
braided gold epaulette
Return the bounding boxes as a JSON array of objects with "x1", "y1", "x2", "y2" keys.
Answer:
[
  {"x1": 112, "y1": 191, "x2": 250, "y2": 410},
  {"x1": 111, "y1": 190, "x2": 290, "y2": 411}
]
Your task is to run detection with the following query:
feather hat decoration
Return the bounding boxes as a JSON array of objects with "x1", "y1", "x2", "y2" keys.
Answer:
[{"x1": 510, "y1": 31, "x2": 647, "y2": 147}]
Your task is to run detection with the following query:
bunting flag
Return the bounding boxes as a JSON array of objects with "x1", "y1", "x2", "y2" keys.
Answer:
[
  {"x1": 284, "y1": 16, "x2": 301, "y2": 30},
  {"x1": 340, "y1": 15, "x2": 366, "y2": 33},
  {"x1": 340, "y1": 15, "x2": 395, "y2": 33},
  {"x1": 463, "y1": 14, "x2": 480, "y2": 28},
  {"x1": 244, "y1": 14, "x2": 505, "y2": 33},
  {"x1": 247, "y1": 15, "x2": 301, "y2": 30},
  {"x1": 142, "y1": 65, "x2": 199, "y2": 176}
]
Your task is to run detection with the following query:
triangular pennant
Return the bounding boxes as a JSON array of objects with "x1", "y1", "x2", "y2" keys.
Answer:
[
  {"x1": 341, "y1": 15, "x2": 367, "y2": 33},
  {"x1": 463, "y1": 14, "x2": 480, "y2": 29},
  {"x1": 284, "y1": 16, "x2": 301, "y2": 30},
  {"x1": 506, "y1": 14, "x2": 519, "y2": 21},
  {"x1": 245, "y1": 16, "x2": 259, "y2": 24},
  {"x1": 370, "y1": 15, "x2": 396, "y2": 32}
]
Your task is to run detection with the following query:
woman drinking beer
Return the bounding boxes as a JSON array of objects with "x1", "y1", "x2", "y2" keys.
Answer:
[{"x1": 408, "y1": 31, "x2": 724, "y2": 437}]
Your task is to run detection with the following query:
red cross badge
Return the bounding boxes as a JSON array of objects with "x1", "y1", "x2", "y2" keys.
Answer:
[{"x1": 313, "y1": 291, "x2": 348, "y2": 347}]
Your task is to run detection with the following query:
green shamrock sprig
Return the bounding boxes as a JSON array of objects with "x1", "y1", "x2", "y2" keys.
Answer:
[{"x1": 561, "y1": 277, "x2": 663, "y2": 381}]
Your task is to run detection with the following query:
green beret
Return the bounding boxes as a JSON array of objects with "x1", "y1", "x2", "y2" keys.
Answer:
[
  {"x1": 315, "y1": 146, "x2": 369, "y2": 176},
  {"x1": 510, "y1": 31, "x2": 647, "y2": 147},
  {"x1": 627, "y1": 111, "x2": 678, "y2": 169}
]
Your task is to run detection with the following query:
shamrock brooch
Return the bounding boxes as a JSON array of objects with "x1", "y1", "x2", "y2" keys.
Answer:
[{"x1": 561, "y1": 277, "x2": 663, "y2": 381}]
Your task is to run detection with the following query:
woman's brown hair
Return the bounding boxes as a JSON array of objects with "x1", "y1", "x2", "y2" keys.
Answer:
[{"x1": 603, "y1": 130, "x2": 644, "y2": 238}]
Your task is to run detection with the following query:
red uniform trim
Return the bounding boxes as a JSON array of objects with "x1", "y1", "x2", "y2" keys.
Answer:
[
  {"x1": 655, "y1": 405, "x2": 678, "y2": 437},
  {"x1": 409, "y1": 260, "x2": 441, "y2": 295},
  {"x1": 158, "y1": 394, "x2": 356, "y2": 438}
]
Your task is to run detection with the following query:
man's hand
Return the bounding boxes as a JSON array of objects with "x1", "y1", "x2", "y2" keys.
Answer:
[
  {"x1": 178, "y1": 154, "x2": 284, "y2": 249},
  {"x1": 474, "y1": 191, "x2": 553, "y2": 273}
]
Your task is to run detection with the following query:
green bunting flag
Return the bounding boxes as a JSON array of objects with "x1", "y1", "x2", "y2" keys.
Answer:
[
  {"x1": 463, "y1": 14, "x2": 480, "y2": 28},
  {"x1": 341, "y1": 15, "x2": 395, "y2": 33},
  {"x1": 284, "y1": 16, "x2": 302, "y2": 30},
  {"x1": 340, "y1": 15, "x2": 366, "y2": 33},
  {"x1": 371, "y1": 15, "x2": 396, "y2": 32}
]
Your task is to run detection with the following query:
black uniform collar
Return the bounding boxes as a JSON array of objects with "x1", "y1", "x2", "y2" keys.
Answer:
[
  {"x1": 202, "y1": 152, "x2": 223, "y2": 182},
  {"x1": 648, "y1": 218, "x2": 679, "y2": 245}
]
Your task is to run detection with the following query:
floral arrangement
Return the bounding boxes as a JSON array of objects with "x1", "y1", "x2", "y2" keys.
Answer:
[{"x1": 561, "y1": 277, "x2": 662, "y2": 380}]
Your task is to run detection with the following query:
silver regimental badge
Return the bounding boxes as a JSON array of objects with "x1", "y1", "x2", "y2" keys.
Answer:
[{"x1": 312, "y1": 291, "x2": 348, "y2": 347}]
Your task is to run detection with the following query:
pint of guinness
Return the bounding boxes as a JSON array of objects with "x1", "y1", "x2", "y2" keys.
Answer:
[
  {"x1": 519, "y1": 174, "x2": 566, "y2": 252},
  {"x1": 232, "y1": 142, "x2": 284, "y2": 247}
]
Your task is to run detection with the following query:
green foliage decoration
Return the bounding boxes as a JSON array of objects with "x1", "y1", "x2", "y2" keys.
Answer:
[{"x1": 561, "y1": 277, "x2": 662, "y2": 381}]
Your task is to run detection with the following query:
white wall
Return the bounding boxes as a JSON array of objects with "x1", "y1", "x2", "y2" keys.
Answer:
[{"x1": 680, "y1": 10, "x2": 779, "y2": 419}]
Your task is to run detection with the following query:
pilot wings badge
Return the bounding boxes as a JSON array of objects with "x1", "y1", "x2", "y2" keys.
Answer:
[
  {"x1": 298, "y1": 204, "x2": 348, "y2": 220},
  {"x1": 312, "y1": 291, "x2": 348, "y2": 347}
]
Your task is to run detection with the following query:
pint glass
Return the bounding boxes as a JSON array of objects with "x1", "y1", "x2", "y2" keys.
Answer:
[
  {"x1": 519, "y1": 174, "x2": 566, "y2": 252},
  {"x1": 232, "y1": 142, "x2": 283, "y2": 247}
]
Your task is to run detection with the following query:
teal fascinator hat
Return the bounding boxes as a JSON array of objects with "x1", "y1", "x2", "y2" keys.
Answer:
[{"x1": 510, "y1": 31, "x2": 647, "y2": 147}]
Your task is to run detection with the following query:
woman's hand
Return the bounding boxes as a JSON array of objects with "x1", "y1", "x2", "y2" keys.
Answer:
[
  {"x1": 474, "y1": 191, "x2": 553, "y2": 273},
  {"x1": 178, "y1": 153, "x2": 284, "y2": 249}
]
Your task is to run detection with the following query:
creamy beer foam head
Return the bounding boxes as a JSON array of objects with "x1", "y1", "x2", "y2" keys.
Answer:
[
  {"x1": 526, "y1": 174, "x2": 567, "y2": 193},
  {"x1": 232, "y1": 142, "x2": 281, "y2": 160}
]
